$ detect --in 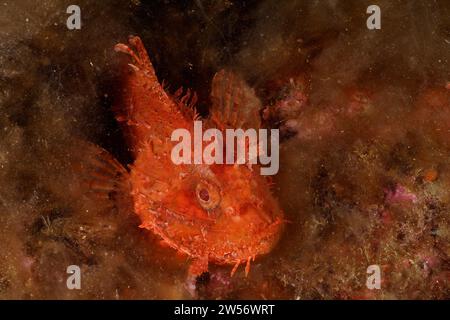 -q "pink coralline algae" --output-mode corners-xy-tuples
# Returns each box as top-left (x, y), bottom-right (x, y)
(385, 184), (418, 204)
